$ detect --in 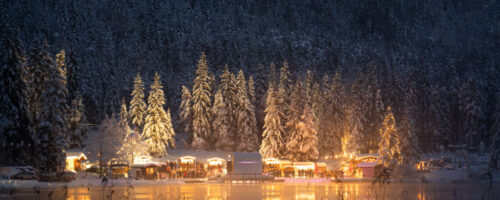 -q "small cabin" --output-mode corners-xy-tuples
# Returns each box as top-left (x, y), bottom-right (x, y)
(110, 160), (129, 179)
(316, 162), (327, 177)
(341, 153), (380, 178)
(357, 162), (377, 178)
(65, 151), (87, 172)
(132, 162), (161, 180)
